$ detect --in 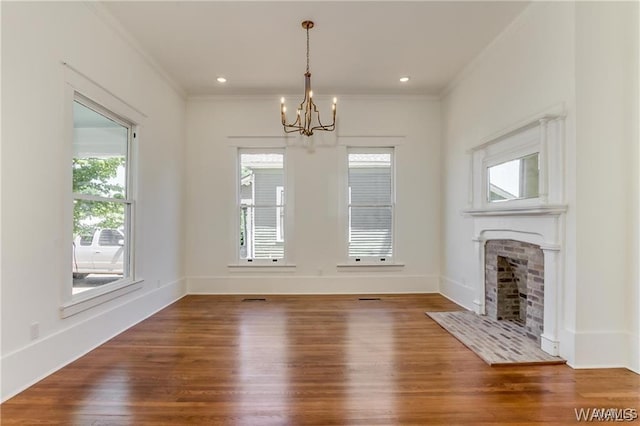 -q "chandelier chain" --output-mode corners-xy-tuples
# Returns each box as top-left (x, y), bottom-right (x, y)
(306, 25), (310, 74)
